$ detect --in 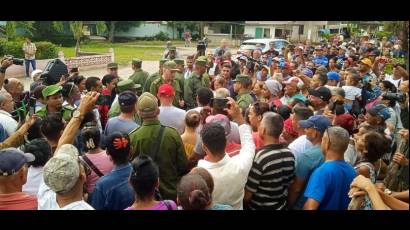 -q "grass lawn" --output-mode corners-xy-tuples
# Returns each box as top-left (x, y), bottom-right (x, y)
(59, 41), (174, 65)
